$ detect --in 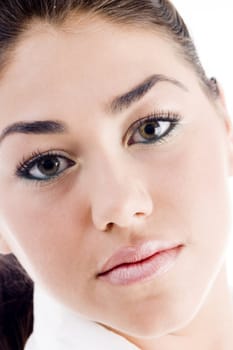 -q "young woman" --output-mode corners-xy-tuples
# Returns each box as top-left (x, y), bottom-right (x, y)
(0, 0), (233, 349)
